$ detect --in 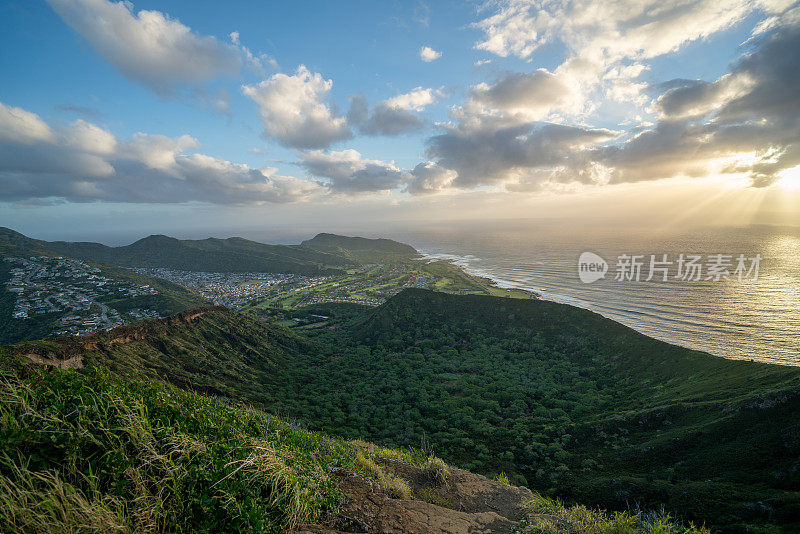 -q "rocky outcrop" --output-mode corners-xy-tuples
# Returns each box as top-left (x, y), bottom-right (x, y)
(296, 462), (534, 534)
